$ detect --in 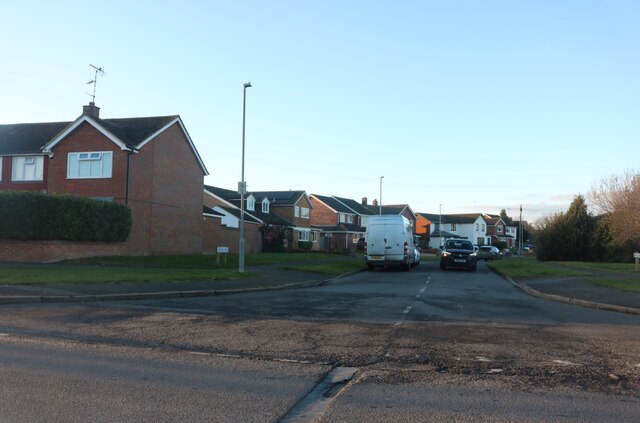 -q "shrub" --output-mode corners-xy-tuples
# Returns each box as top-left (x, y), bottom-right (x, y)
(0, 191), (131, 242)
